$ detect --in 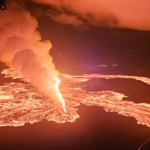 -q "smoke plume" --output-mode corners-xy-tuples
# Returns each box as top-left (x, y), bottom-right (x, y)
(32, 0), (150, 31)
(0, 1), (59, 98)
